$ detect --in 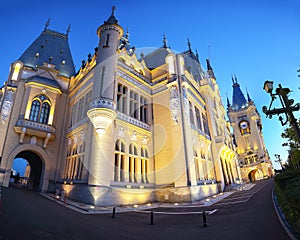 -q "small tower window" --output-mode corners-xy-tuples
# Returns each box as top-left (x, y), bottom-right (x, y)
(104, 34), (110, 48)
